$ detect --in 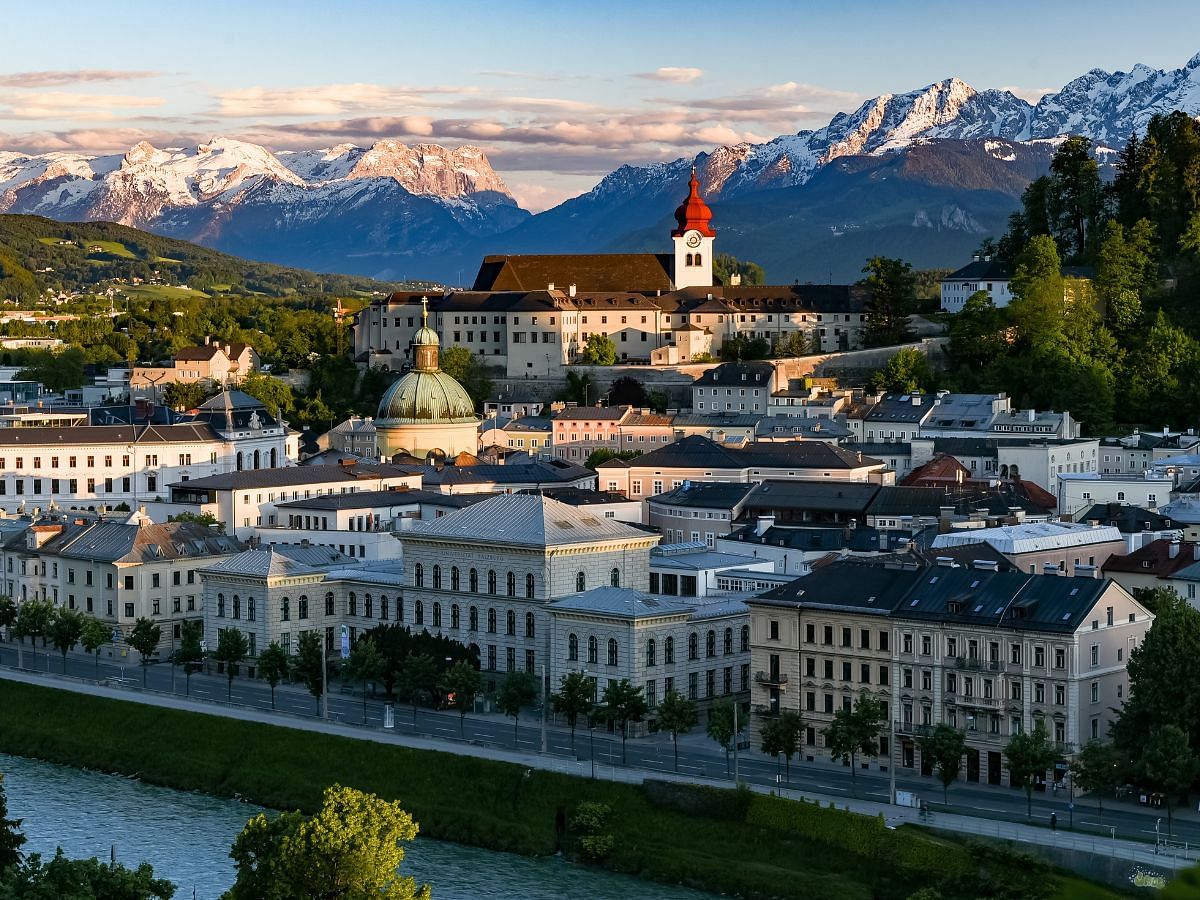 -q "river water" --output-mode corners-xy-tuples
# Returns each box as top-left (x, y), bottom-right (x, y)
(1, 753), (712, 899)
